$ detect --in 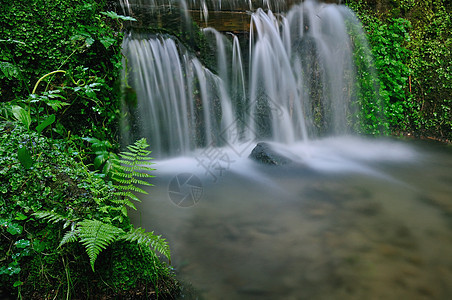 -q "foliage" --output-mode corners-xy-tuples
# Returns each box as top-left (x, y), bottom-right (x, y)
(409, 6), (452, 139)
(101, 11), (137, 22)
(111, 138), (155, 210)
(346, 0), (452, 141)
(0, 0), (123, 143)
(82, 136), (119, 176)
(365, 17), (413, 133)
(0, 0), (178, 298)
(0, 122), (175, 298)
(74, 220), (125, 271)
(346, 16), (387, 135)
(32, 138), (168, 272)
